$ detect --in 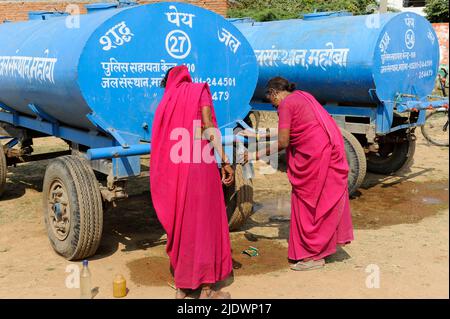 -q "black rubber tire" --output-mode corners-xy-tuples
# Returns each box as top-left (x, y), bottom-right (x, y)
(420, 110), (449, 147)
(367, 135), (416, 174)
(0, 142), (6, 198)
(42, 155), (103, 260)
(341, 129), (367, 196)
(224, 164), (254, 231)
(245, 111), (261, 130)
